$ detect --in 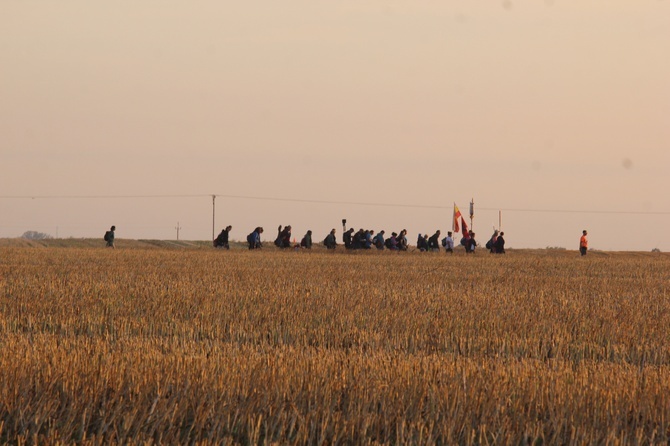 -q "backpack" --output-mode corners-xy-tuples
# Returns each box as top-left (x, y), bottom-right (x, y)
(385, 238), (393, 249)
(485, 240), (492, 250)
(104, 231), (111, 242)
(441, 237), (447, 247)
(246, 233), (254, 244)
